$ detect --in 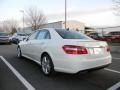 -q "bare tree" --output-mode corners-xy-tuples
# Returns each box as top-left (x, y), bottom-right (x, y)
(112, 0), (120, 15)
(1, 19), (18, 34)
(25, 6), (47, 30)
